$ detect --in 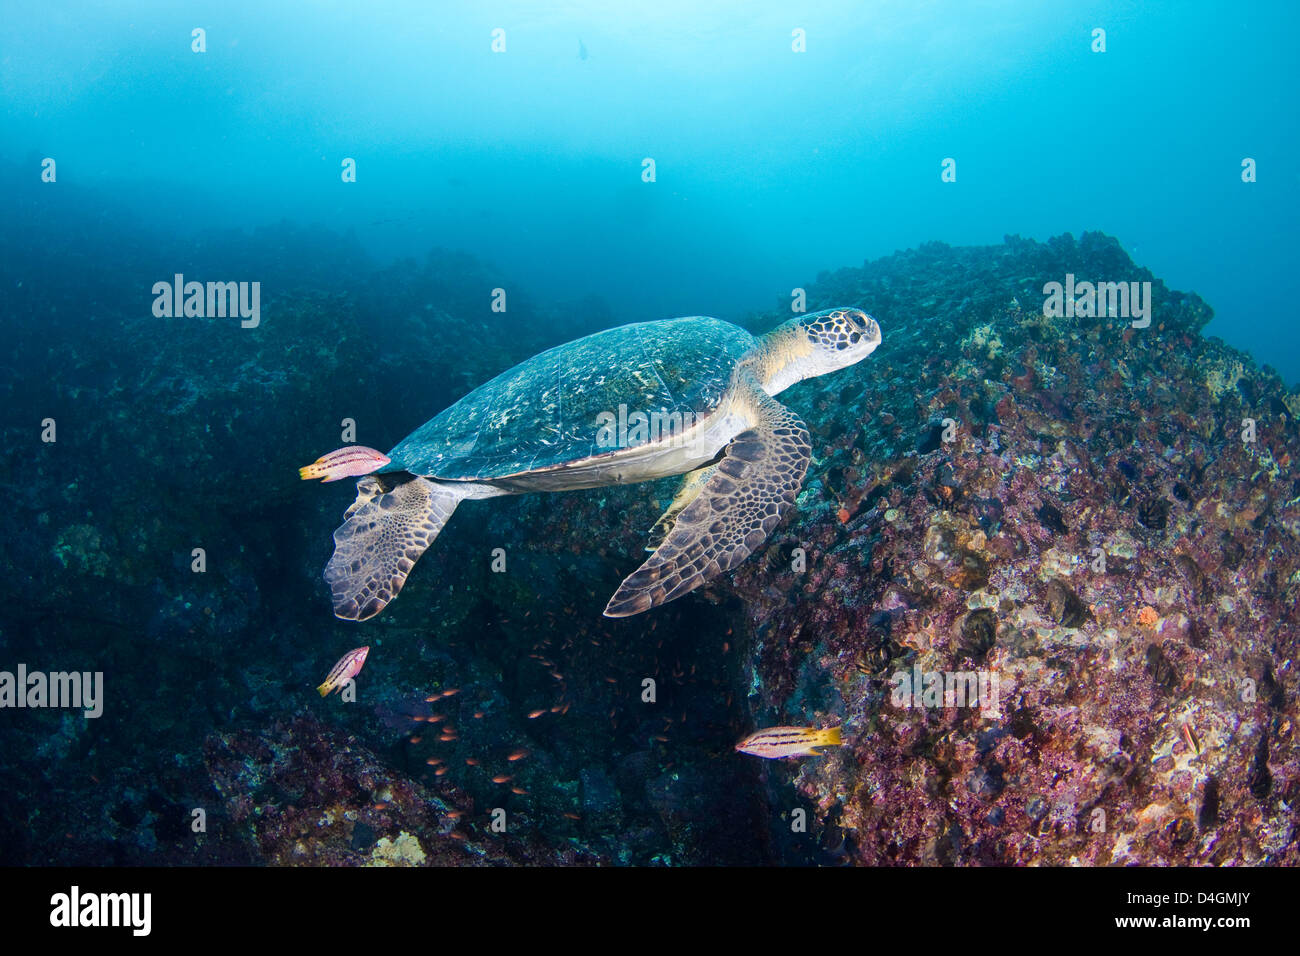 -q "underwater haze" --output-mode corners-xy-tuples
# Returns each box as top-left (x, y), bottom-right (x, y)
(1, 1), (1298, 874)
(4, 1), (1298, 380)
